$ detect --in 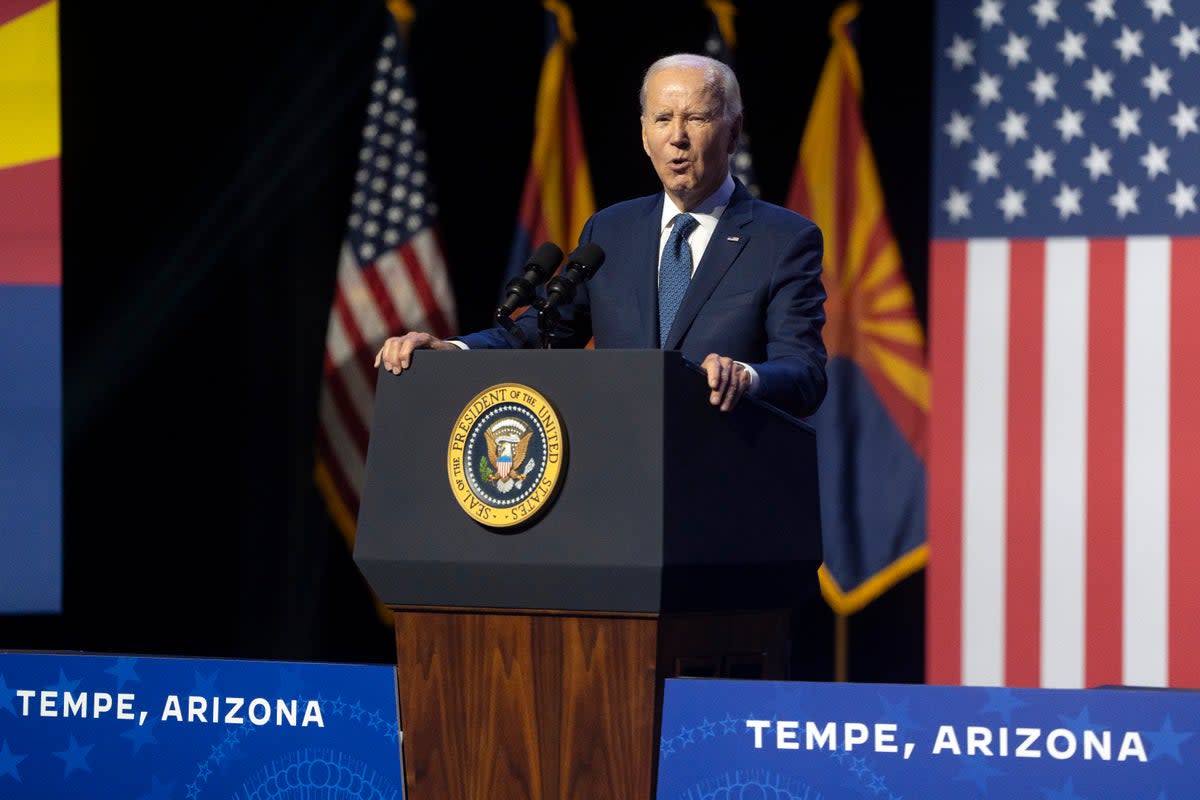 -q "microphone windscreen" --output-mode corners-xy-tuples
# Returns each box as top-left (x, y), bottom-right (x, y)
(568, 242), (605, 273)
(527, 241), (564, 280)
